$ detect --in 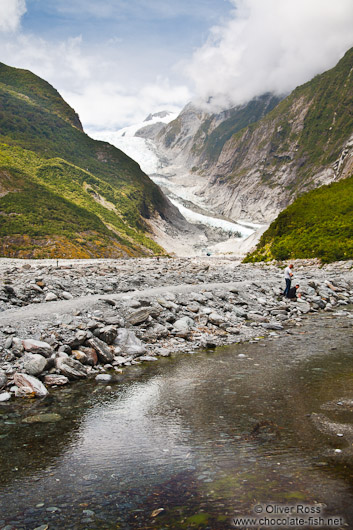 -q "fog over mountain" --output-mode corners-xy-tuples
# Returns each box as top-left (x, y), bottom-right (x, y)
(186, 0), (353, 112)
